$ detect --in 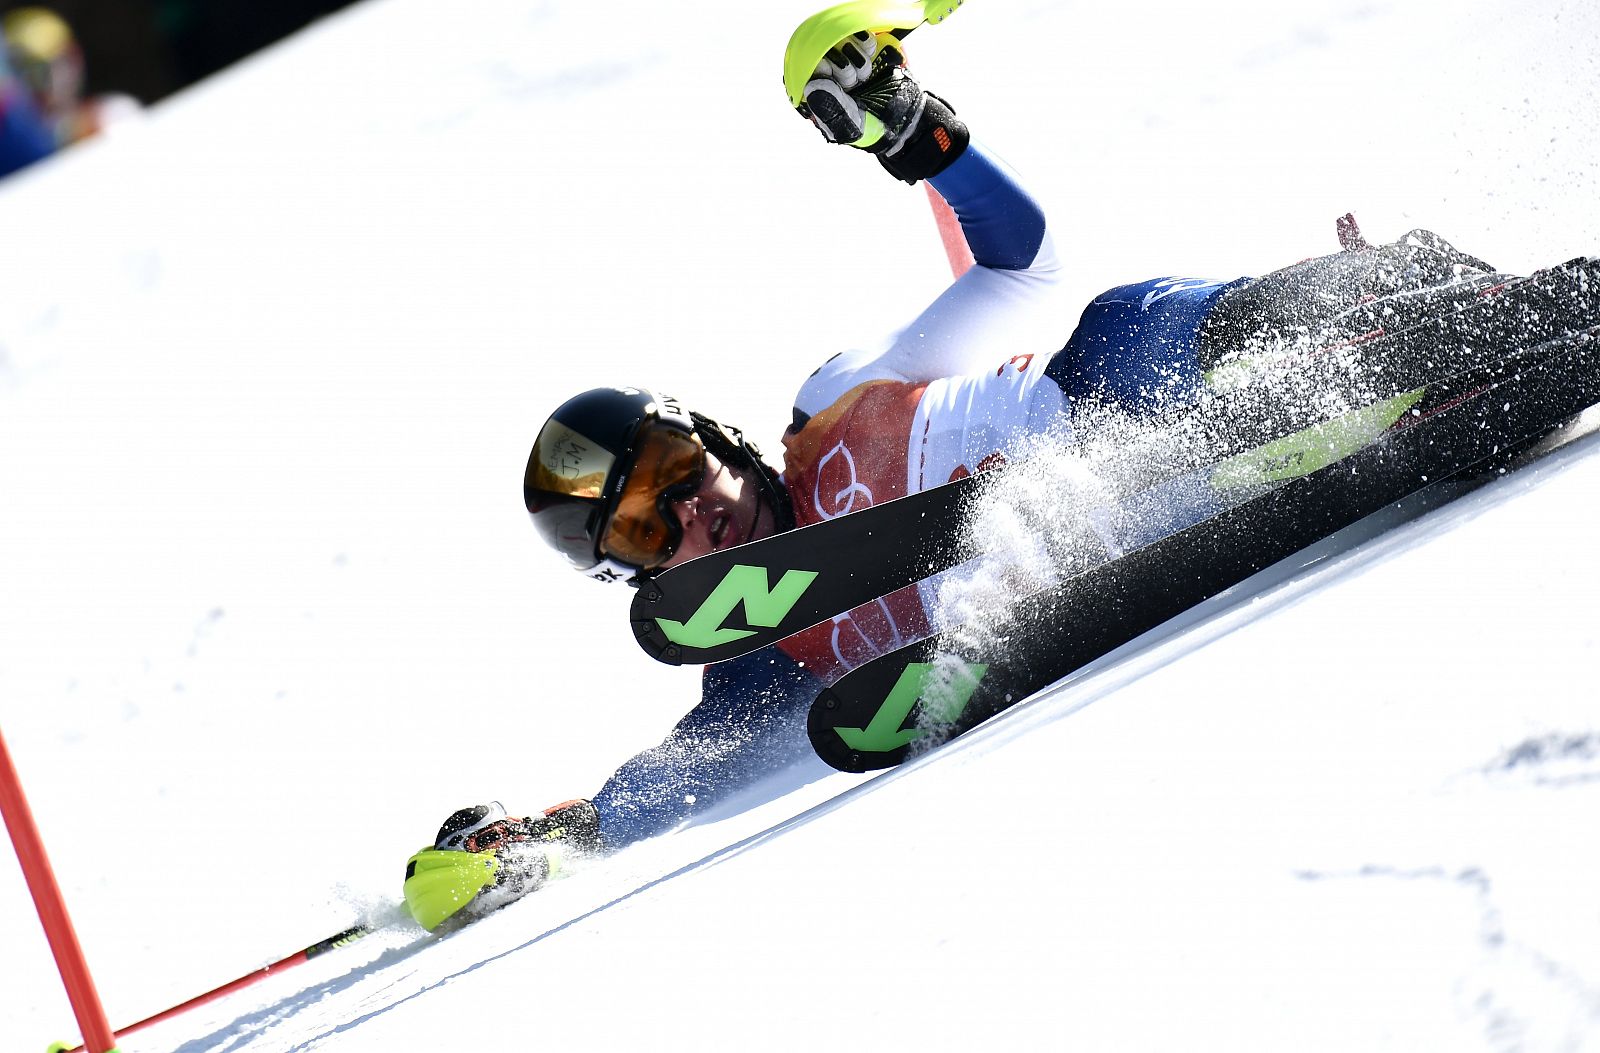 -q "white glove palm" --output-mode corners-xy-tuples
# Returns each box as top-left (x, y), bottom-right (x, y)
(801, 30), (905, 147)
(791, 26), (969, 184)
